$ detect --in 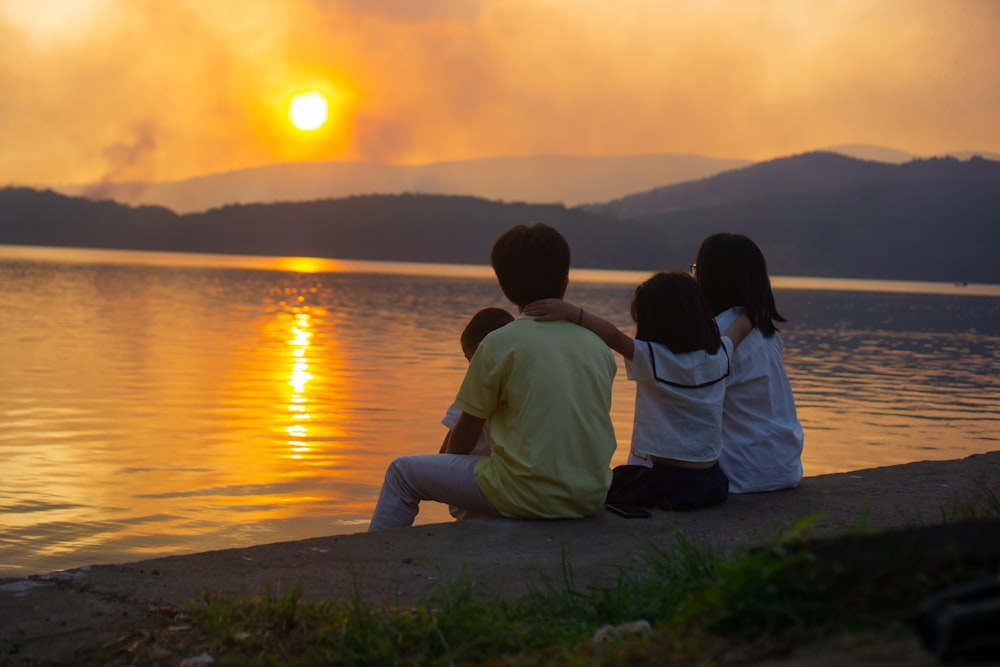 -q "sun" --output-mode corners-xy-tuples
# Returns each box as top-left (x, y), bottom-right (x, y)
(288, 91), (329, 131)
